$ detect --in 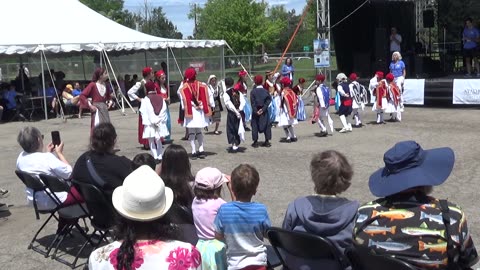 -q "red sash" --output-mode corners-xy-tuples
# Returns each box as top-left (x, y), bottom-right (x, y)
(388, 82), (401, 107)
(283, 88), (298, 119)
(180, 81), (212, 119)
(375, 80), (387, 108)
